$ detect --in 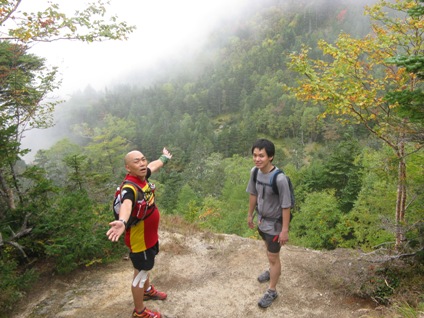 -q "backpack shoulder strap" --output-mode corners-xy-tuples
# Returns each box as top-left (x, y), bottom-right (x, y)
(121, 180), (144, 206)
(271, 168), (283, 195)
(122, 180), (144, 193)
(272, 168), (295, 209)
(252, 167), (259, 183)
(254, 167), (281, 194)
